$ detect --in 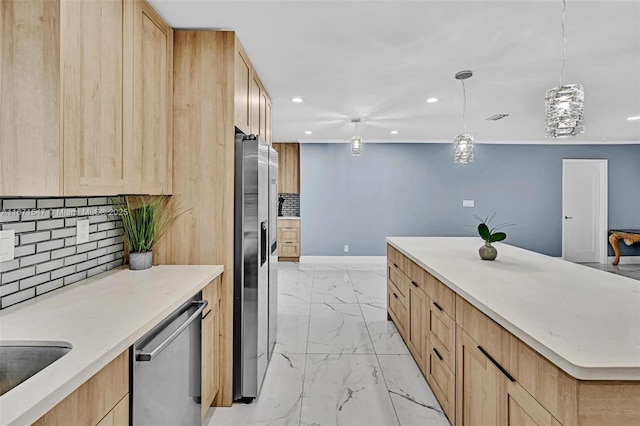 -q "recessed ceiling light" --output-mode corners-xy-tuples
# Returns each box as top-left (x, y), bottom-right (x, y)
(390, 130), (399, 135)
(426, 97), (439, 103)
(304, 130), (312, 135)
(627, 116), (640, 121)
(290, 97), (304, 103)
